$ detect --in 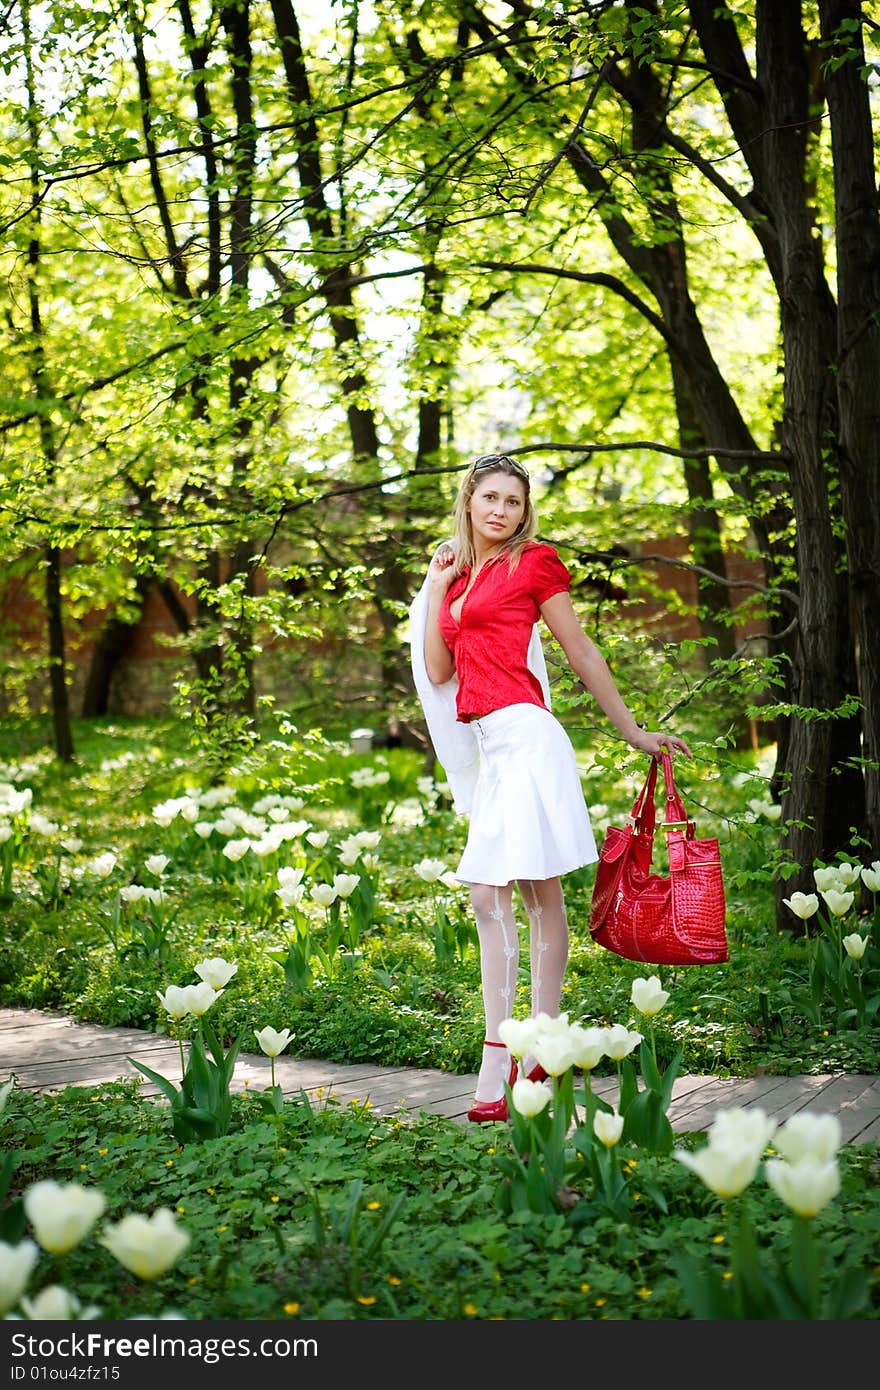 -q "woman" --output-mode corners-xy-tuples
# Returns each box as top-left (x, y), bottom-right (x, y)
(409, 453), (693, 1122)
